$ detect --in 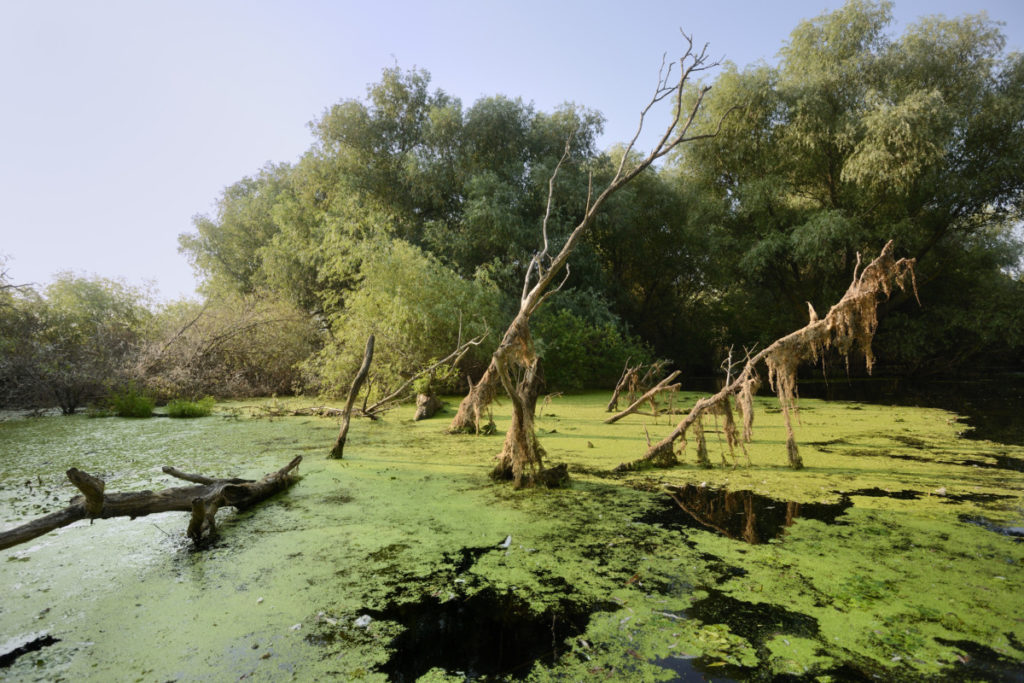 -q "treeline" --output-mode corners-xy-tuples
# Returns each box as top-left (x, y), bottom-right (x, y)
(2, 1), (1023, 413)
